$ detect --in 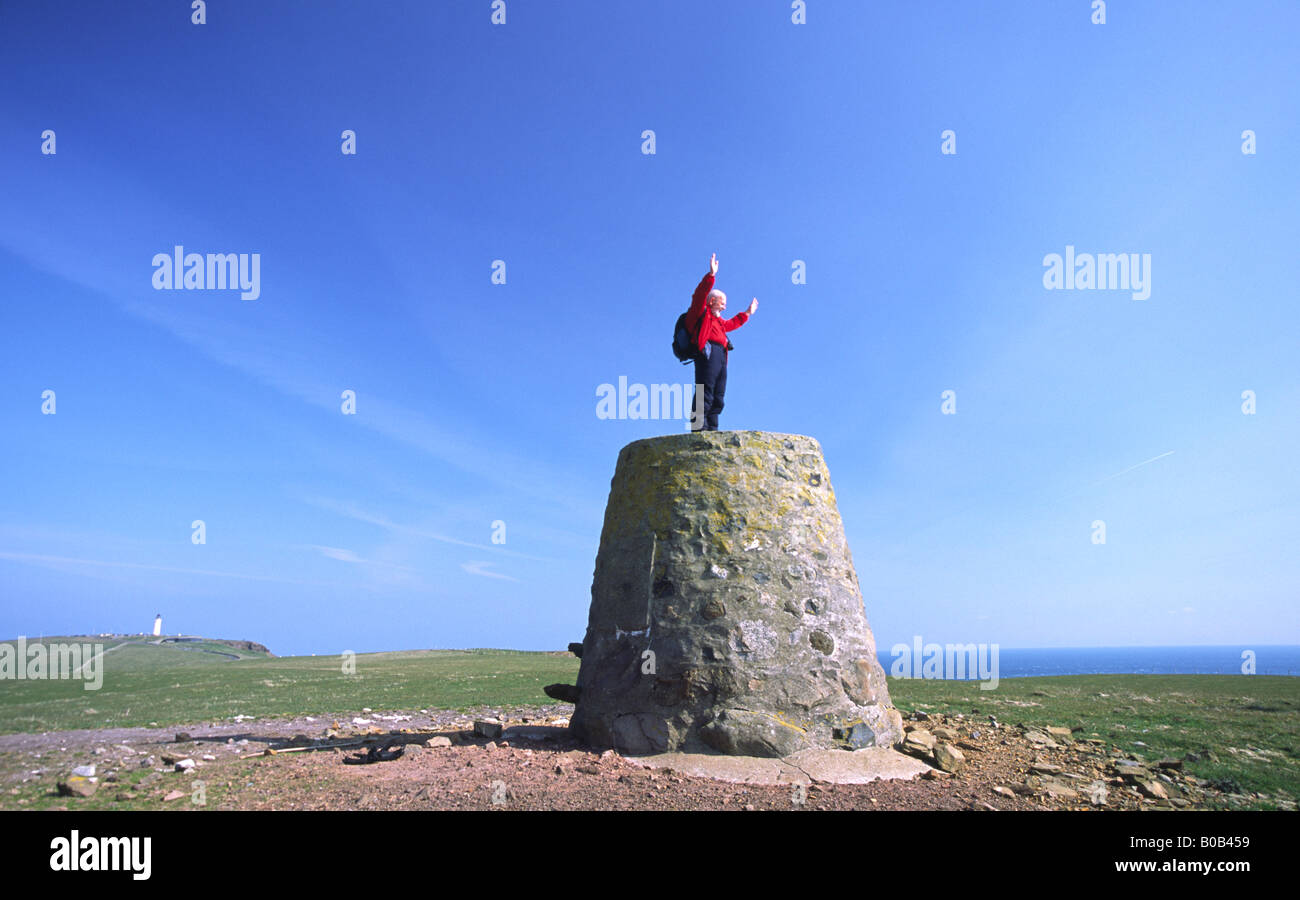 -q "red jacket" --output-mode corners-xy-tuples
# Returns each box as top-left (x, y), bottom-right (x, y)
(685, 272), (749, 354)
